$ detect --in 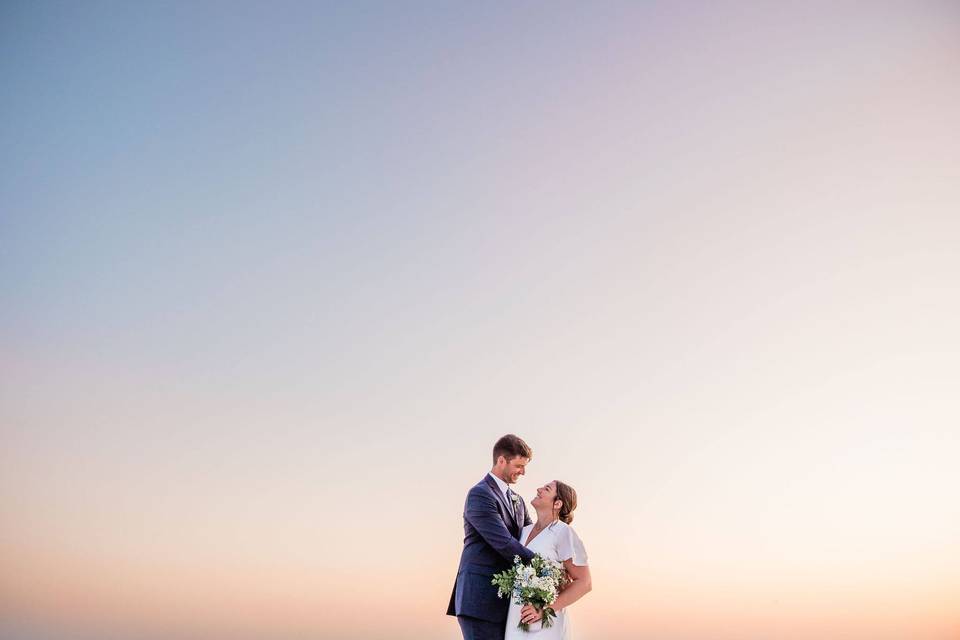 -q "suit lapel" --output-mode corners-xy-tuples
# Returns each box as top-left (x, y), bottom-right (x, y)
(483, 474), (518, 531)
